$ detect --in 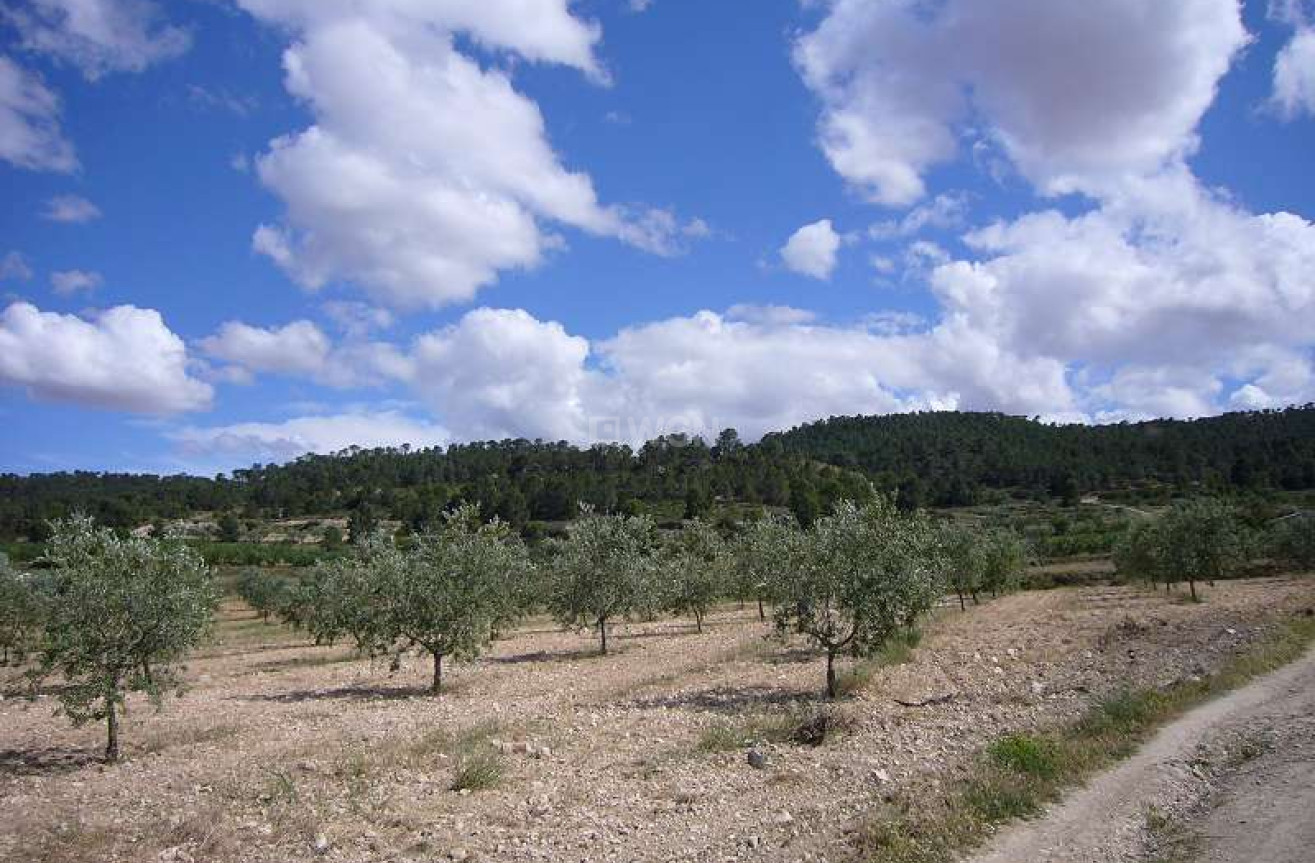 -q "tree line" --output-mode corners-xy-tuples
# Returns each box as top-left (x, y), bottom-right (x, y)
(3, 407), (1313, 542)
